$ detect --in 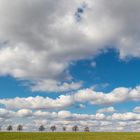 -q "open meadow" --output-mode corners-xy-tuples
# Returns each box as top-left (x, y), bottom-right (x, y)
(1, 132), (140, 140)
